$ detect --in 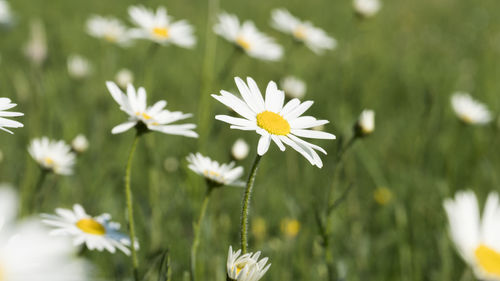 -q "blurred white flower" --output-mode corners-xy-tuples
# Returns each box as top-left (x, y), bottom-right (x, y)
(0, 0), (12, 25)
(24, 19), (47, 66)
(355, 109), (375, 137)
(187, 153), (244, 187)
(67, 55), (92, 79)
(106, 81), (198, 137)
(71, 134), (88, 153)
(0, 97), (23, 134)
(214, 12), (283, 61)
(232, 138), (250, 160)
(227, 246), (271, 281)
(0, 188), (92, 281)
(444, 191), (500, 280)
(115, 68), (134, 88)
(42, 204), (136, 256)
(281, 76), (306, 99)
(86, 15), (132, 47)
(128, 5), (196, 48)
(271, 8), (336, 54)
(451, 92), (492, 125)
(353, 0), (381, 18)
(212, 77), (335, 168)
(28, 137), (76, 175)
